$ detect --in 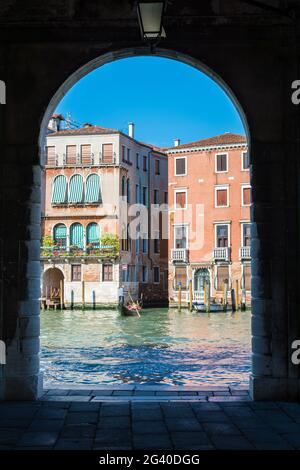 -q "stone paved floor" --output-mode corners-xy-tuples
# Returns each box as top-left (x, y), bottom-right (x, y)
(1, 387), (300, 450)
